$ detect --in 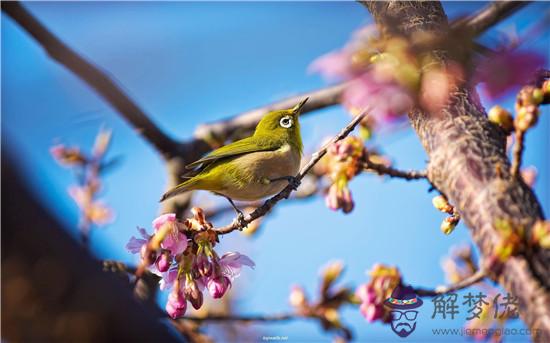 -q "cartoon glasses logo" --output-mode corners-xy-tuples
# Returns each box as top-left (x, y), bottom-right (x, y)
(384, 285), (423, 338)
